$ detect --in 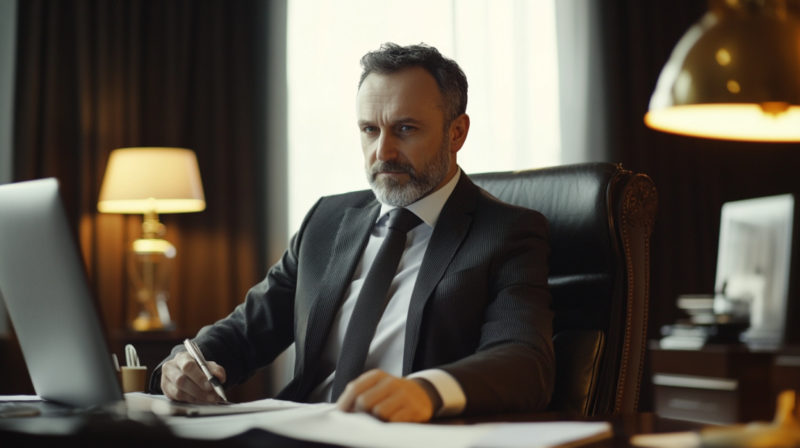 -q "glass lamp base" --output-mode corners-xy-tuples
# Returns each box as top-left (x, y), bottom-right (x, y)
(128, 238), (176, 332)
